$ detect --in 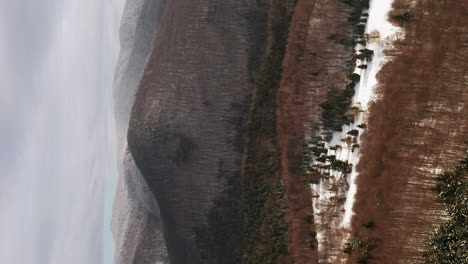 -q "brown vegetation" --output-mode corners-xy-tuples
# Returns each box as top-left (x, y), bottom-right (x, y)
(277, 0), (357, 262)
(276, 0), (318, 262)
(241, 1), (295, 263)
(348, 0), (468, 263)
